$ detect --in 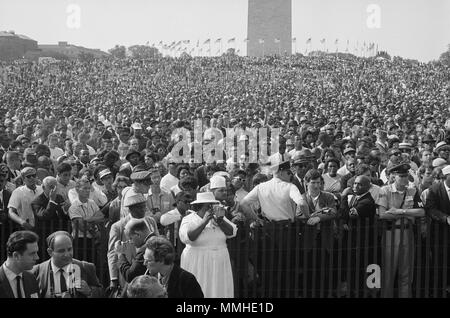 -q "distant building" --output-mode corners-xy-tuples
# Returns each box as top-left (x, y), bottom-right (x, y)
(38, 42), (109, 60)
(247, 0), (292, 57)
(0, 31), (38, 61)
